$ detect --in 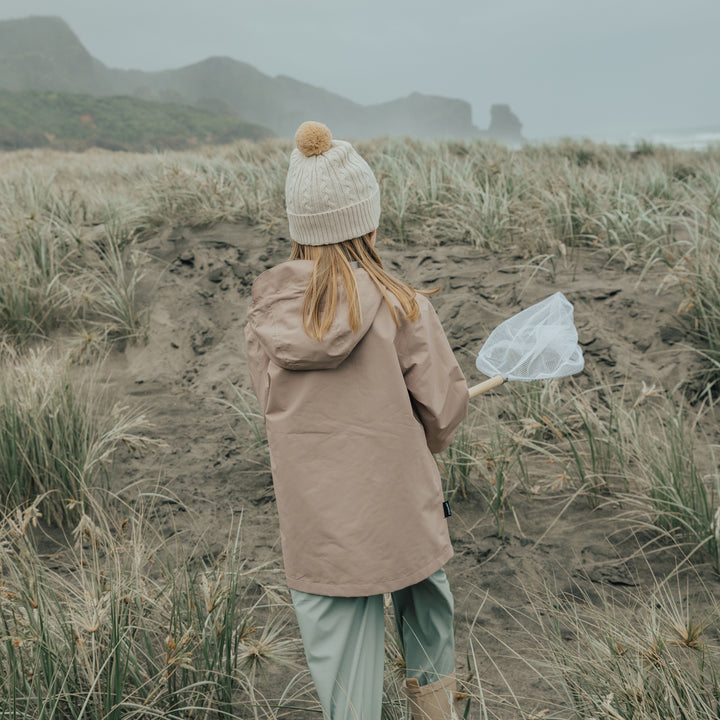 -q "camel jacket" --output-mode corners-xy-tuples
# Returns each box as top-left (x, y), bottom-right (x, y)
(245, 260), (469, 596)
